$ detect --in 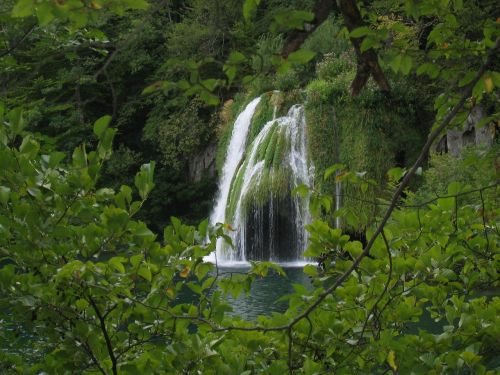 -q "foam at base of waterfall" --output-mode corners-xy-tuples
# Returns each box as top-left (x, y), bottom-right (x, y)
(202, 254), (314, 268)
